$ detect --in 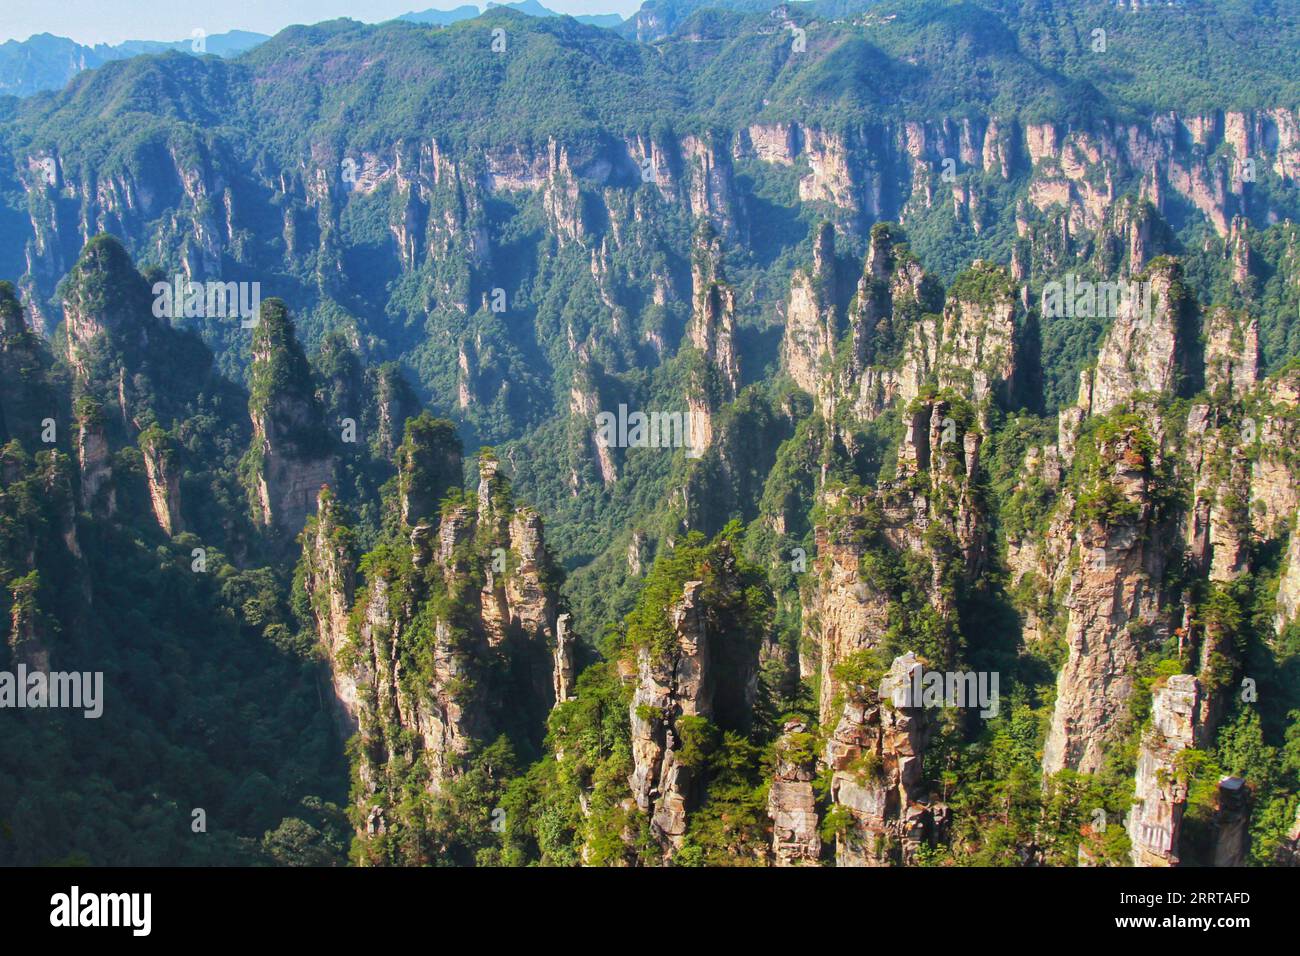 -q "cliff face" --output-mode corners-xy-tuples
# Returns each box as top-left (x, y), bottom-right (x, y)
(1127, 675), (1201, 867)
(623, 535), (767, 860)
(1041, 415), (1174, 776)
(58, 237), (153, 391)
(804, 394), (986, 729)
(301, 489), (359, 738)
(299, 417), (563, 860)
(837, 226), (940, 424)
(824, 653), (934, 866)
(628, 580), (712, 852)
(1071, 259), (1193, 423)
(768, 720), (820, 866)
(782, 222), (839, 403)
(244, 300), (336, 535)
(783, 227), (1018, 436)
(38, 235), (252, 553)
(1276, 518), (1300, 636)
(6, 575), (50, 674)
(13, 71), (1299, 333)
(568, 363), (617, 487)
(687, 225), (741, 400)
(0, 283), (57, 448)
(803, 487), (895, 726)
(8, 14), (1300, 870)
(75, 403), (115, 518)
(139, 429), (183, 536)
